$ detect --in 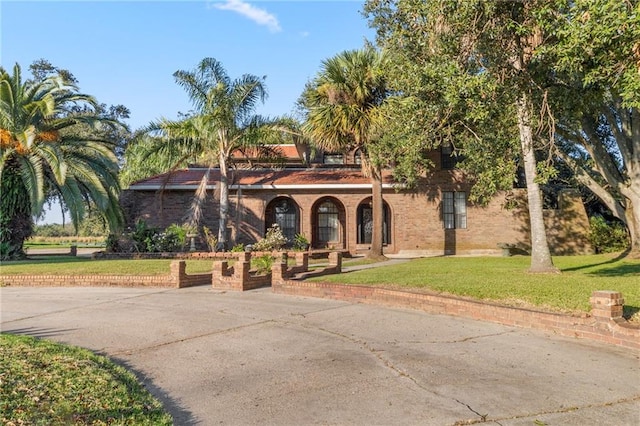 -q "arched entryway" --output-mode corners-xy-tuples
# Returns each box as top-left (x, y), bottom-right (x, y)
(311, 197), (346, 249)
(265, 197), (300, 243)
(357, 198), (391, 244)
